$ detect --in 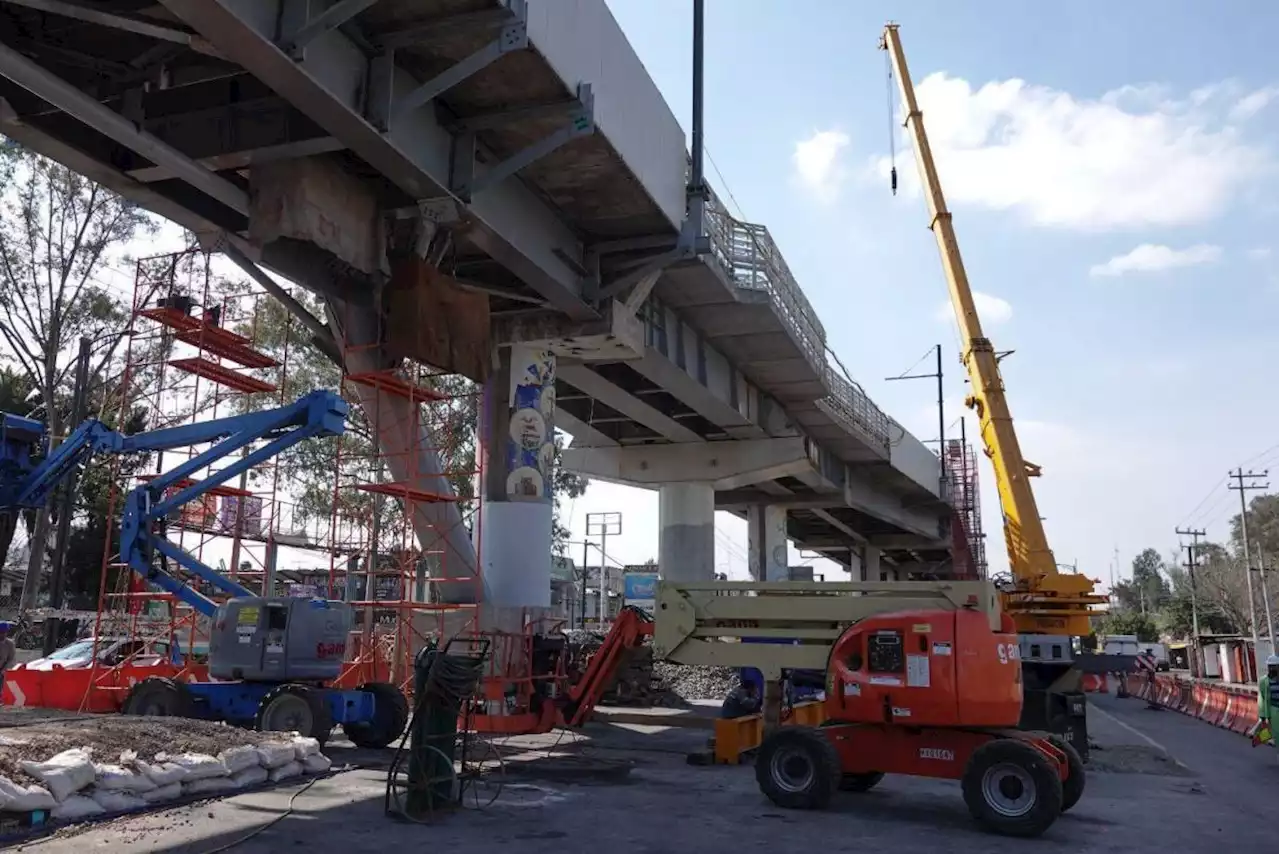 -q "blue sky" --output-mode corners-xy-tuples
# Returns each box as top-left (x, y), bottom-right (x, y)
(566, 0), (1280, 585)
